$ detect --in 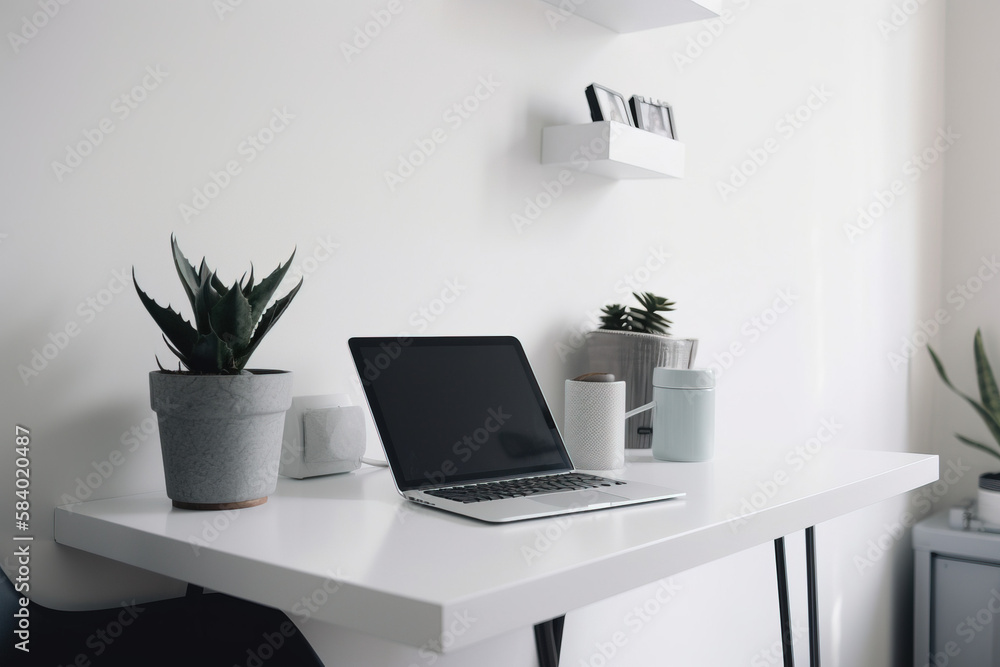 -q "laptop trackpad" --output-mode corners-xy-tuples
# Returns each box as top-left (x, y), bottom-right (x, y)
(532, 490), (627, 509)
